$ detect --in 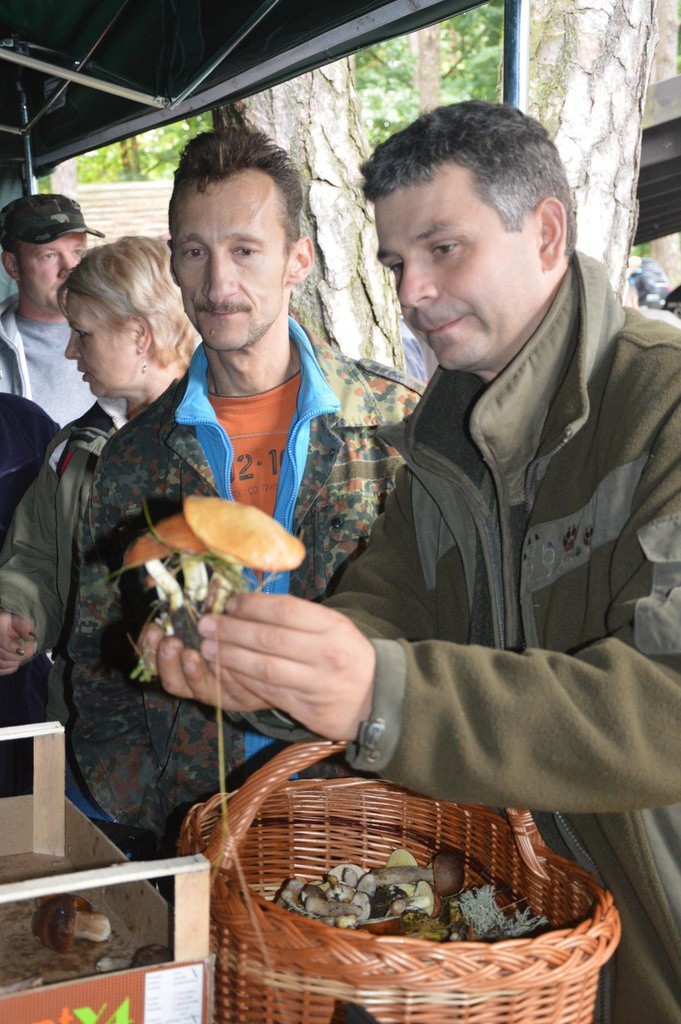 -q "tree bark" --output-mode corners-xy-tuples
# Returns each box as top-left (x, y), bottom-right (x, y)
(529, 0), (659, 295)
(649, 0), (681, 288)
(216, 60), (403, 367)
(50, 157), (78, 199)
(412, 25), (441, 112)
